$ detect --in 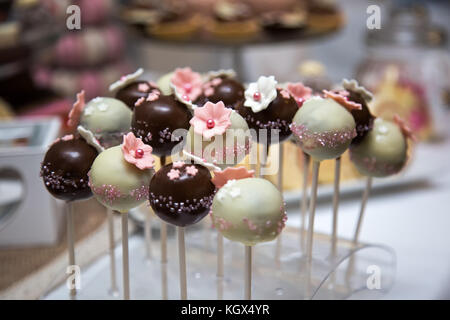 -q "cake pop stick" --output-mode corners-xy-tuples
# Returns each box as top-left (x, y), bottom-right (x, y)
(121, 212), (130, 300)
(178, 227), (187, 299)
(107, 208), (118, 296)
(144, 208), (153, 260)
(245, 245), (252, 300)
(216, 232), (224, 299)
(331, 157), (341, 257)
(352, 177), (372, 245)
(66, 202), (76, 299)
(159, 156), (168, 299)
(300, 152), (310, 252)
(275, 143), (283, 267)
